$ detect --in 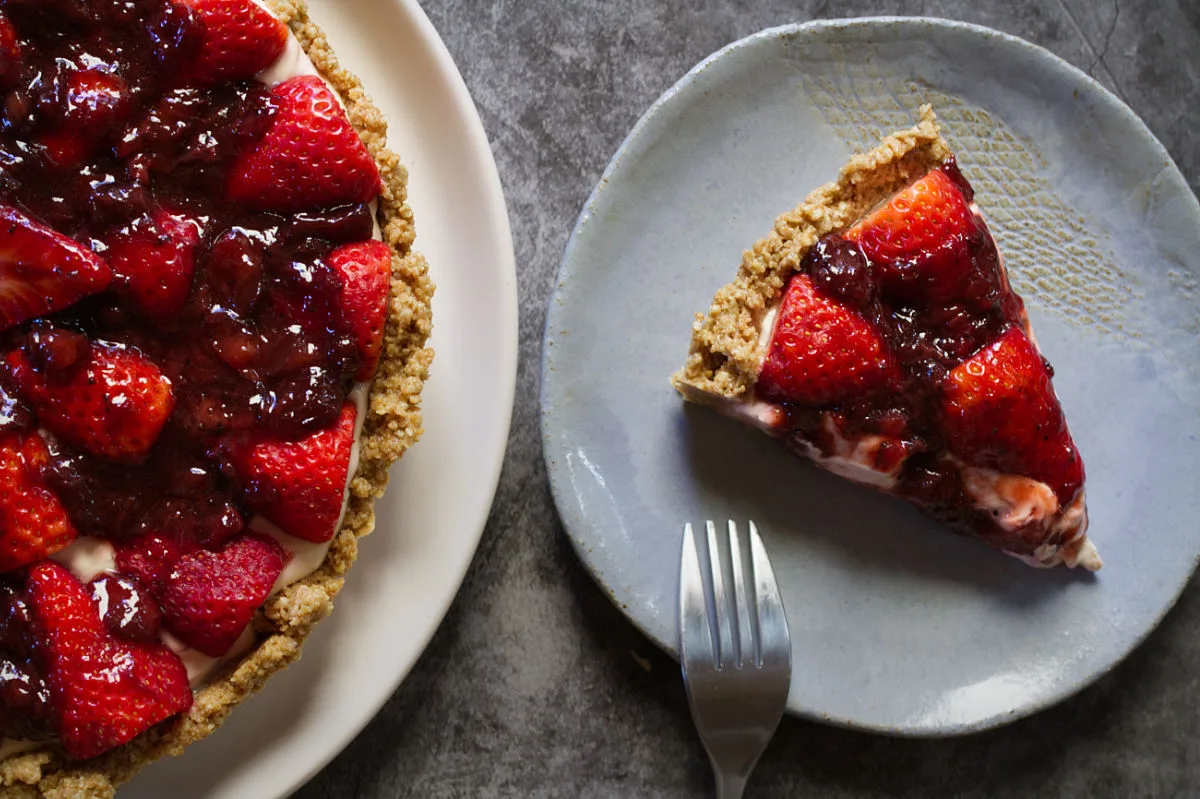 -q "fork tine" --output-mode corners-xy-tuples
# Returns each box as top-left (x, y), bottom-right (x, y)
(705, 520), (734, 670)
(747, 521), (790, 667)
(679, 523), (715, 667)
(727, 521), (755, 670)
